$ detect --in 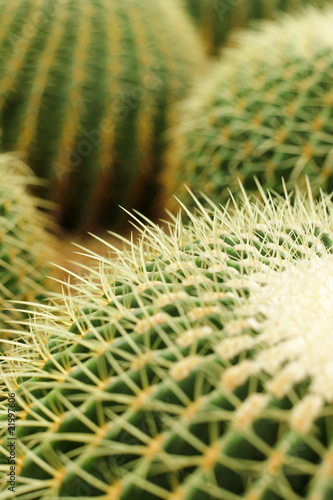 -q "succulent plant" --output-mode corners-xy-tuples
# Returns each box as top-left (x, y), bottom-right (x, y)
(1, 185), (333, 499)
(0, 154), (54, 344)
(184, 0), (329, 55)
(164, 6), (333, 213)
(0, 0), (204, 230)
